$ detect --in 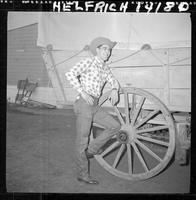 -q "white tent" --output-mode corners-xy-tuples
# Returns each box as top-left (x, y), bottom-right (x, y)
(36, 12), (191, 50)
